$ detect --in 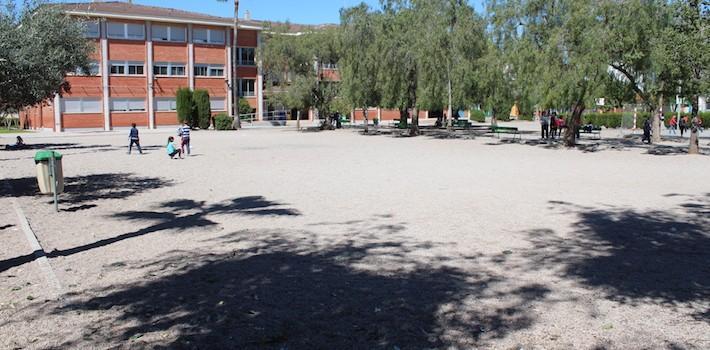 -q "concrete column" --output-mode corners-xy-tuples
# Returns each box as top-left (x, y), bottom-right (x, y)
(146, 21), (155, 129)
(226, 28), (234, 117)
(100, 19), (111, 131)
(188, 24), (195, 90)
(256, 31), (264, 121)
(53, 94), (62, 132)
